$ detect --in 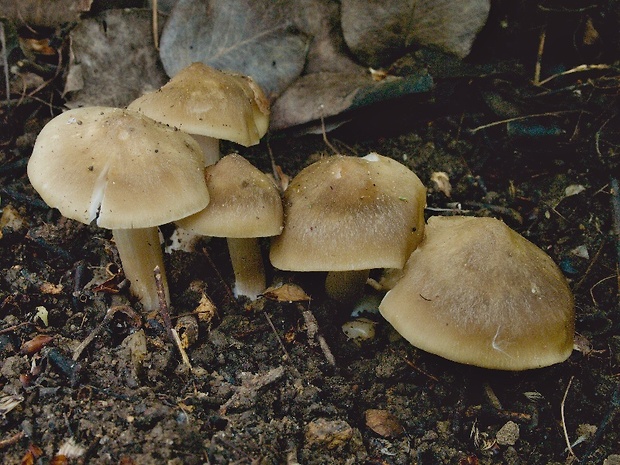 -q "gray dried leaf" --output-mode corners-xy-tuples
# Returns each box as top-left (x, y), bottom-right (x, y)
(270, 70), (433, 131)
(0, 0), (92, 27)
(64, 9), (168, 108)
(341, 0), (491, 68)
(291, 0), (362, 75)
(159, 0), (310, 99)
